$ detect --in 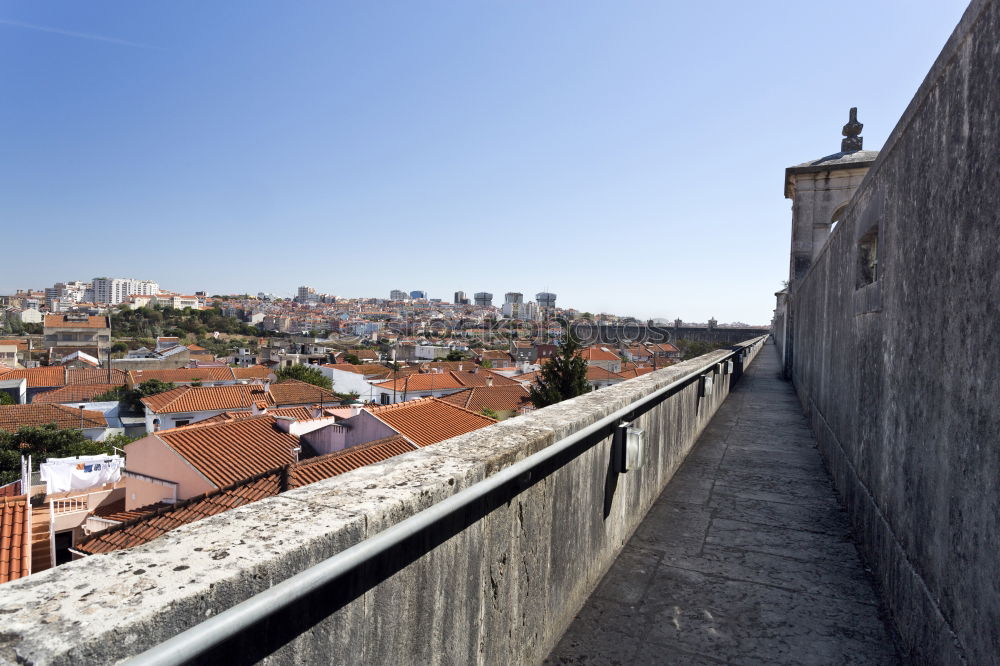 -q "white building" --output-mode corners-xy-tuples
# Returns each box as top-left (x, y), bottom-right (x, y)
(92, 278), (159, 305)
